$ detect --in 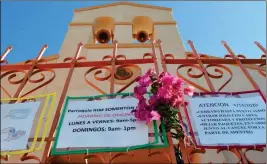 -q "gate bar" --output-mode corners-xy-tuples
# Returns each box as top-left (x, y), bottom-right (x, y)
(254, 41), (266, 54)
(187, 40), (216, 92)
(10, 44), (48, 101)
(1, 45), (12, 61)
(41, 43), (83, 163)
(222, 41), (265, 99)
